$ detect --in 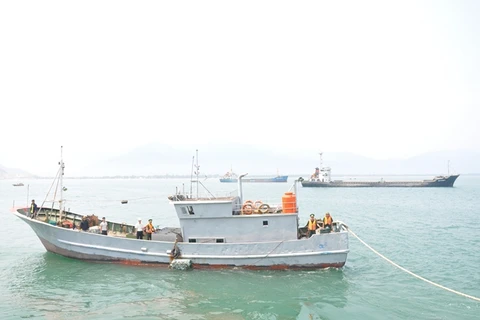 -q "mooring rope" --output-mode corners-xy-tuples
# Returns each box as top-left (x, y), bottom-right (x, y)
(348, 228), (480, 302)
